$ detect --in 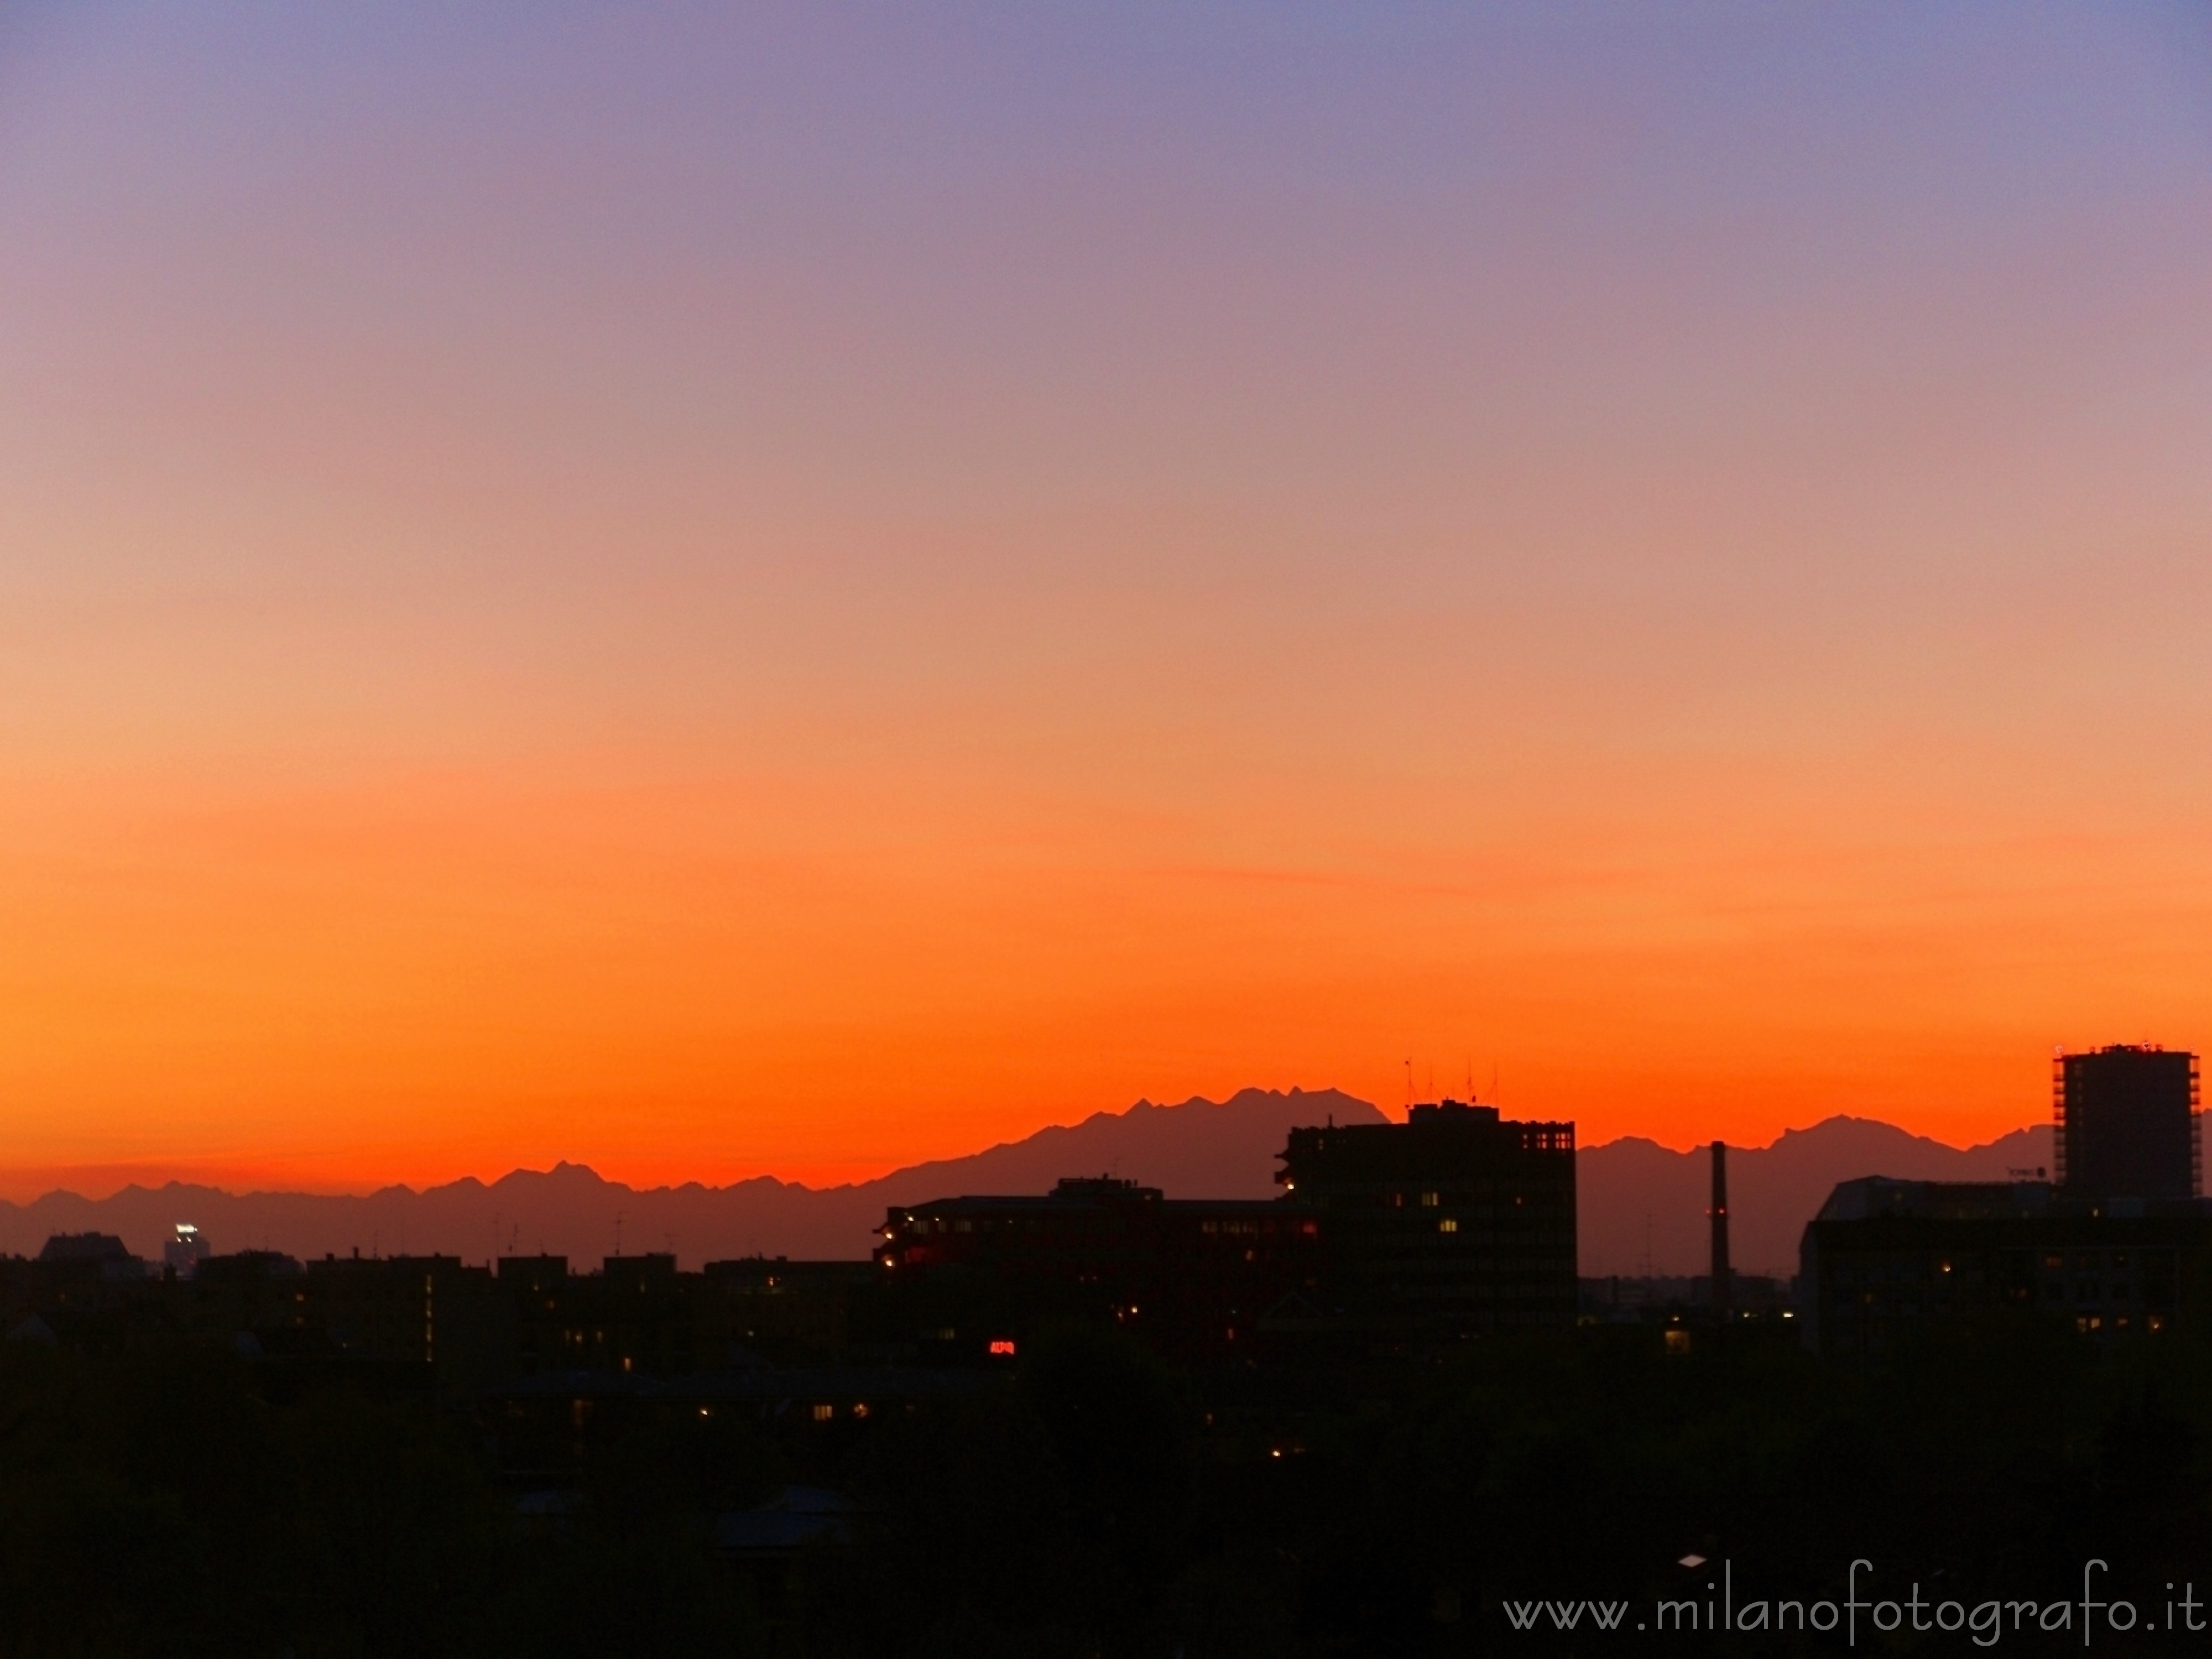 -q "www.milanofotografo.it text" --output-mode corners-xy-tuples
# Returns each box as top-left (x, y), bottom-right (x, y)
(1504, 1561), (2209, 1644)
